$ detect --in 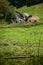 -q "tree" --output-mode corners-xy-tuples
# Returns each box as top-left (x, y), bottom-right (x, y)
(8, 0), (26, 8)
(8, 0), (43, 8)
(0, 0), (10, 18)
(26, 0), (43, 6)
